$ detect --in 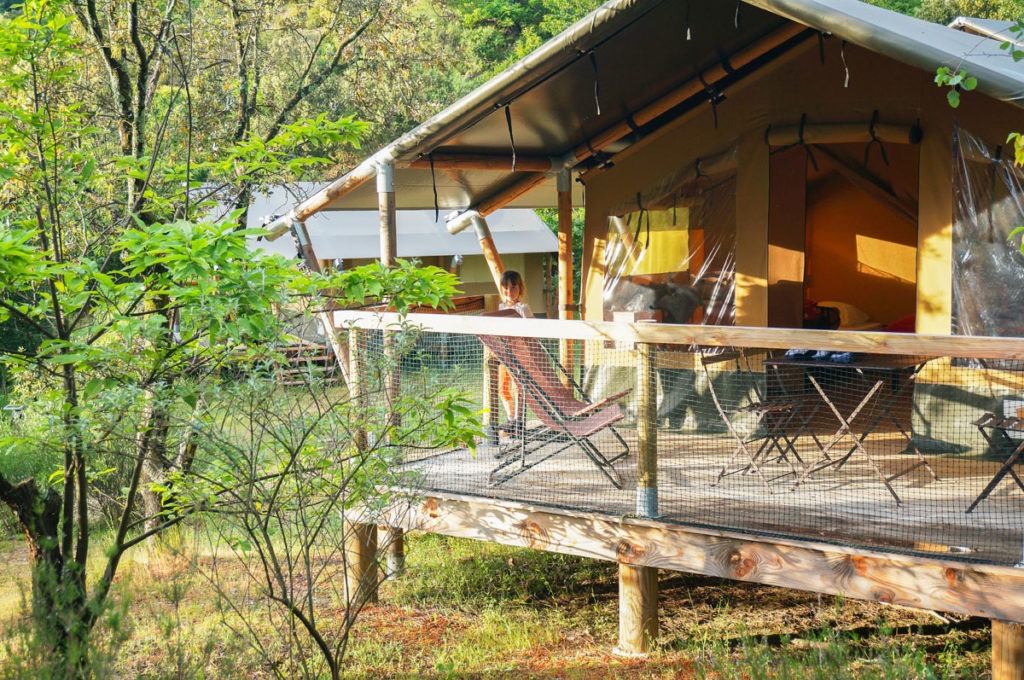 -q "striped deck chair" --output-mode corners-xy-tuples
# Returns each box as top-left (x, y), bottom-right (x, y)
(478, 329), (630, 488)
